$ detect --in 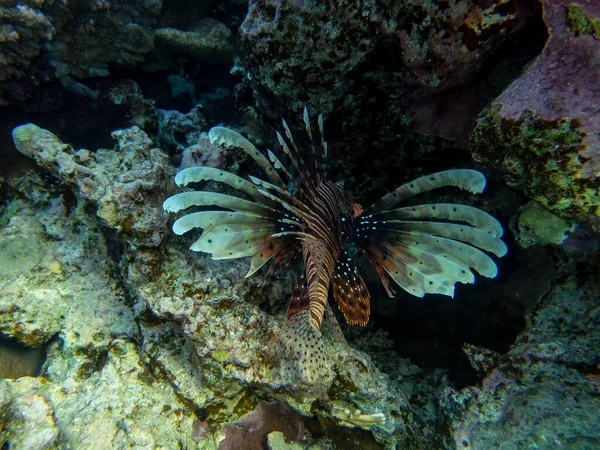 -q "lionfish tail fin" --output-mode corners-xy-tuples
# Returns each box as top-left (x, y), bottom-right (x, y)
(274, 310), (333, 399)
